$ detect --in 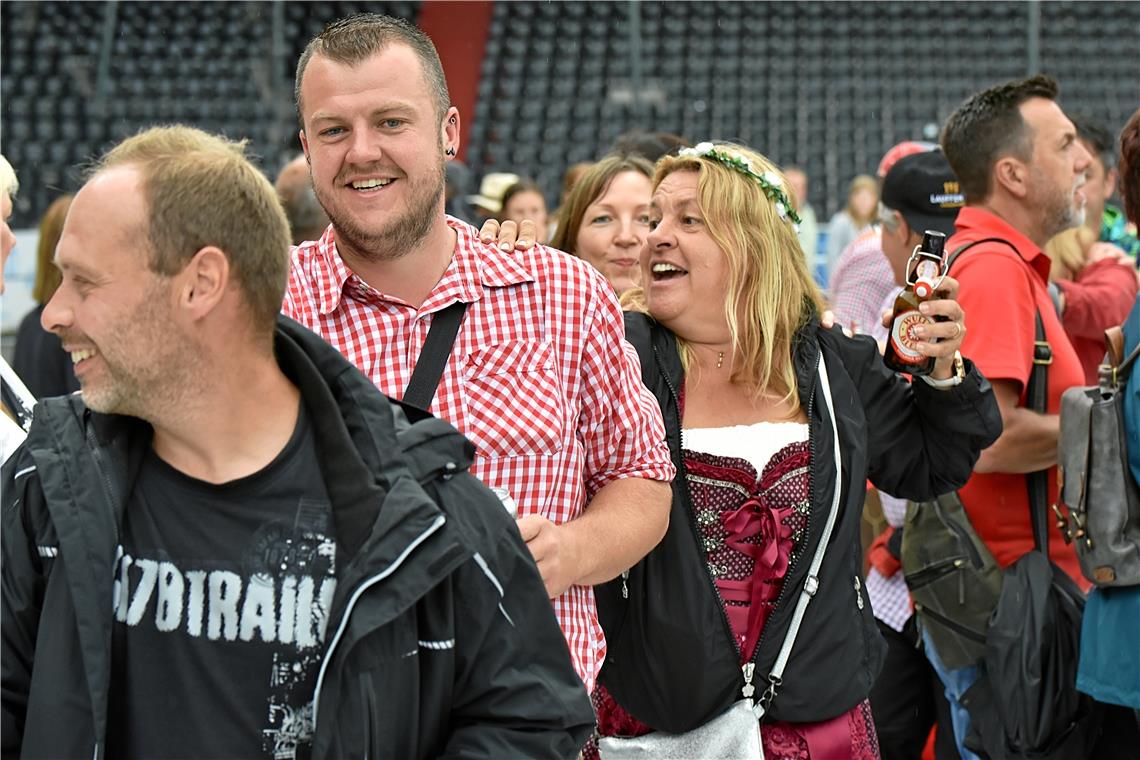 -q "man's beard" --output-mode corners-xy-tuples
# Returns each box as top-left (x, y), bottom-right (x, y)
(317, 159), (446, 263)
(1034, 168), (1086, 241)
(64, 284), (198, 421)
